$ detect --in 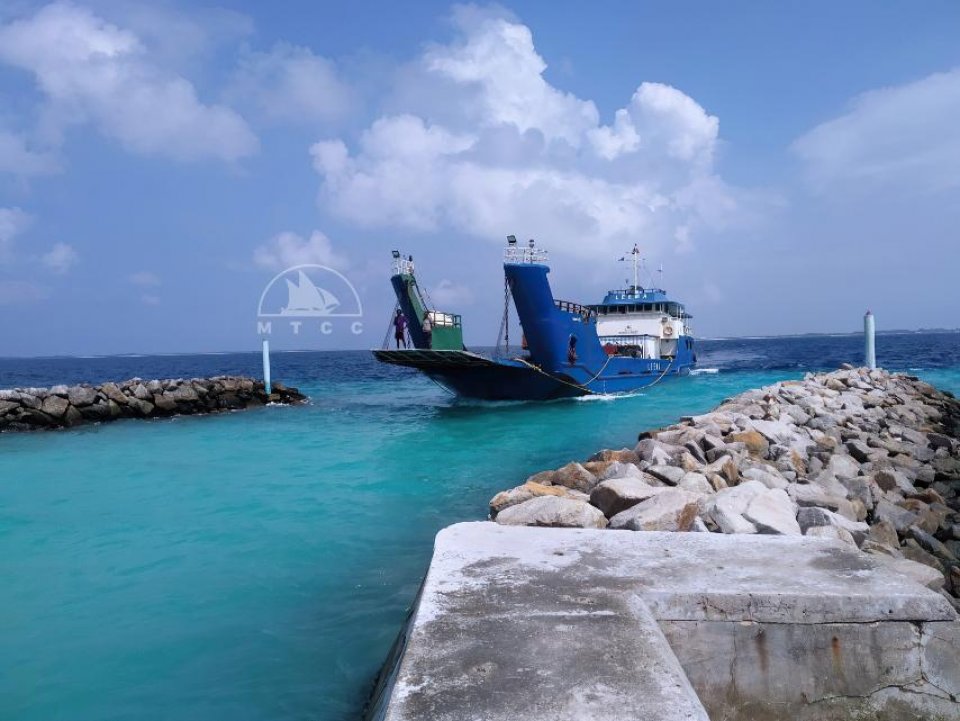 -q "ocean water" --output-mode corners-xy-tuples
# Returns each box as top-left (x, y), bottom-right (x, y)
(1, 333), (959, 721)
